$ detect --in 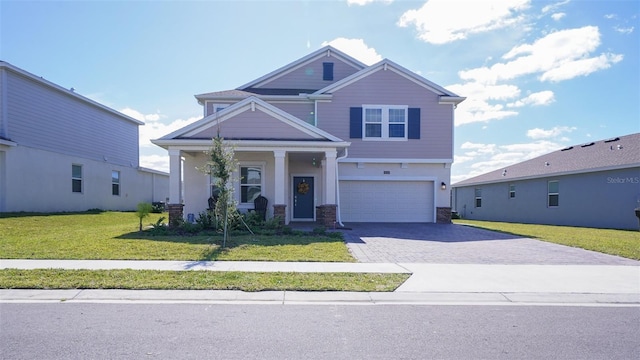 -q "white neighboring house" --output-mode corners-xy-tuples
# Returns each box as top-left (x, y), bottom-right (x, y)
(0, 61), (168, 212)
